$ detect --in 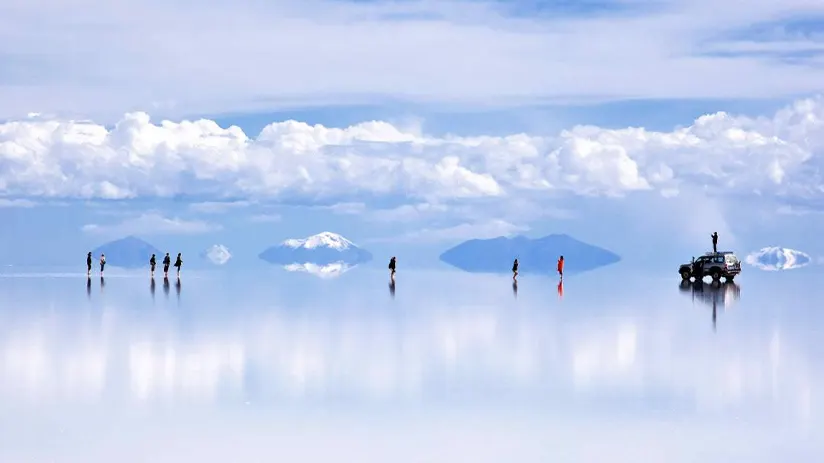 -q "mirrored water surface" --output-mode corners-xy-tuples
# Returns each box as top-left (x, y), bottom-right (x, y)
(0, 267), (822, 462)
